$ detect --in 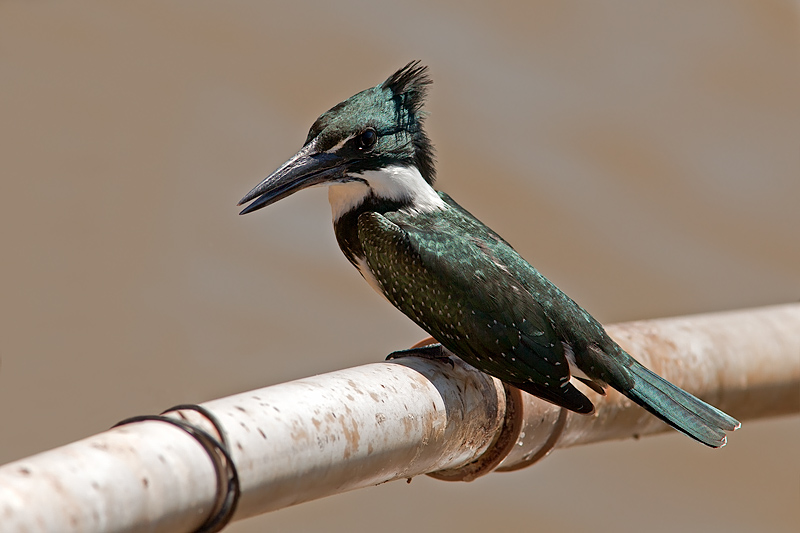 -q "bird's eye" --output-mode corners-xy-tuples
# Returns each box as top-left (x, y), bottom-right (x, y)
(358, 128), (377, 150)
